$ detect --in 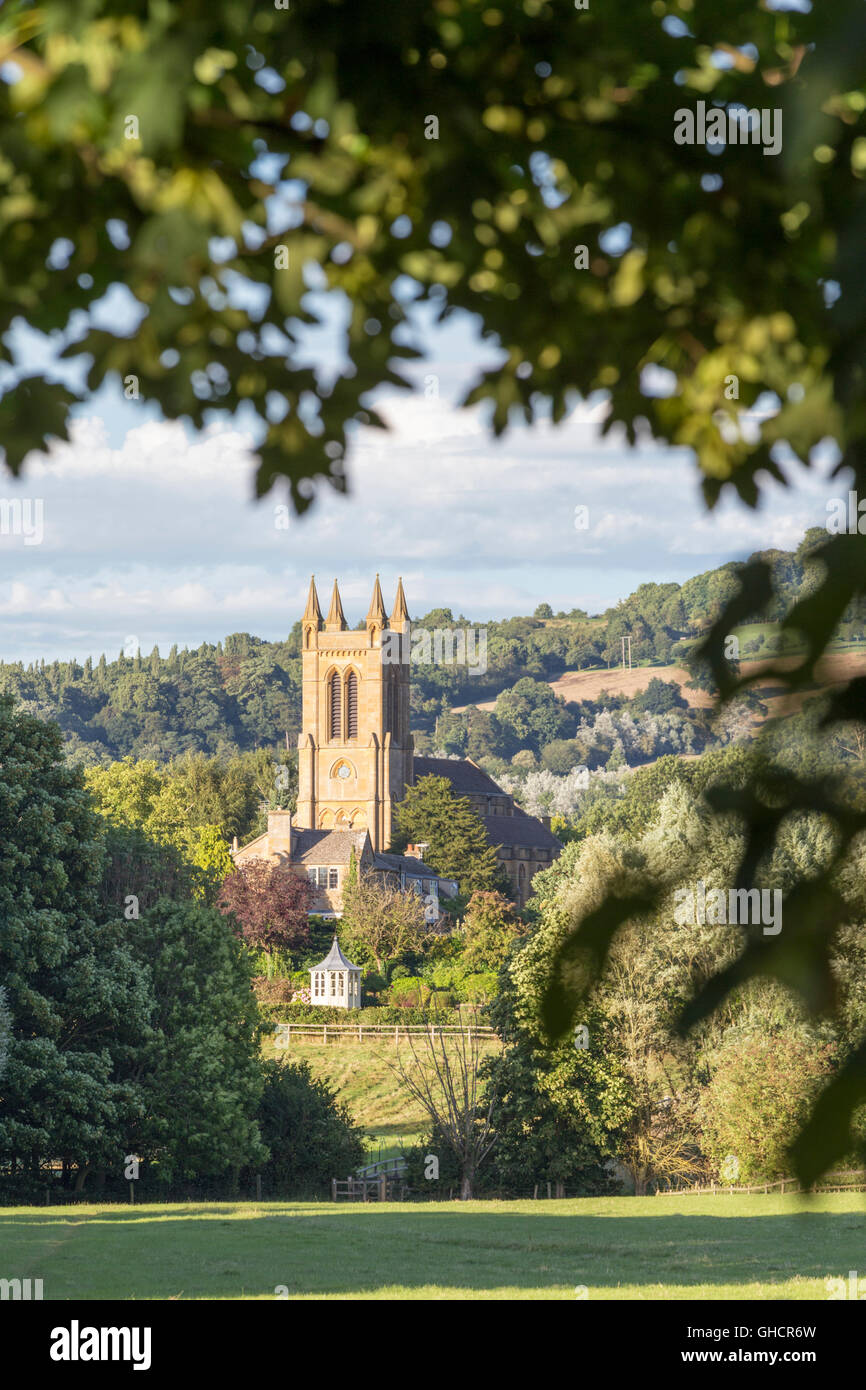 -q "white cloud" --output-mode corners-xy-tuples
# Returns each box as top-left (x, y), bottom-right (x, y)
(0, 391), (846, 663)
